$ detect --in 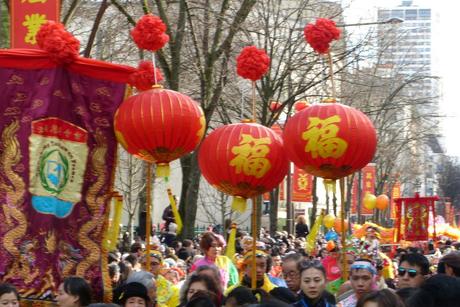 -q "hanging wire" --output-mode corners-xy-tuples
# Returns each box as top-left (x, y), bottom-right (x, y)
(251, 81), (256, 122)
(326, 52), (337, 100)
(142, 0), (151, 14)
(152, 53), (158, 85)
